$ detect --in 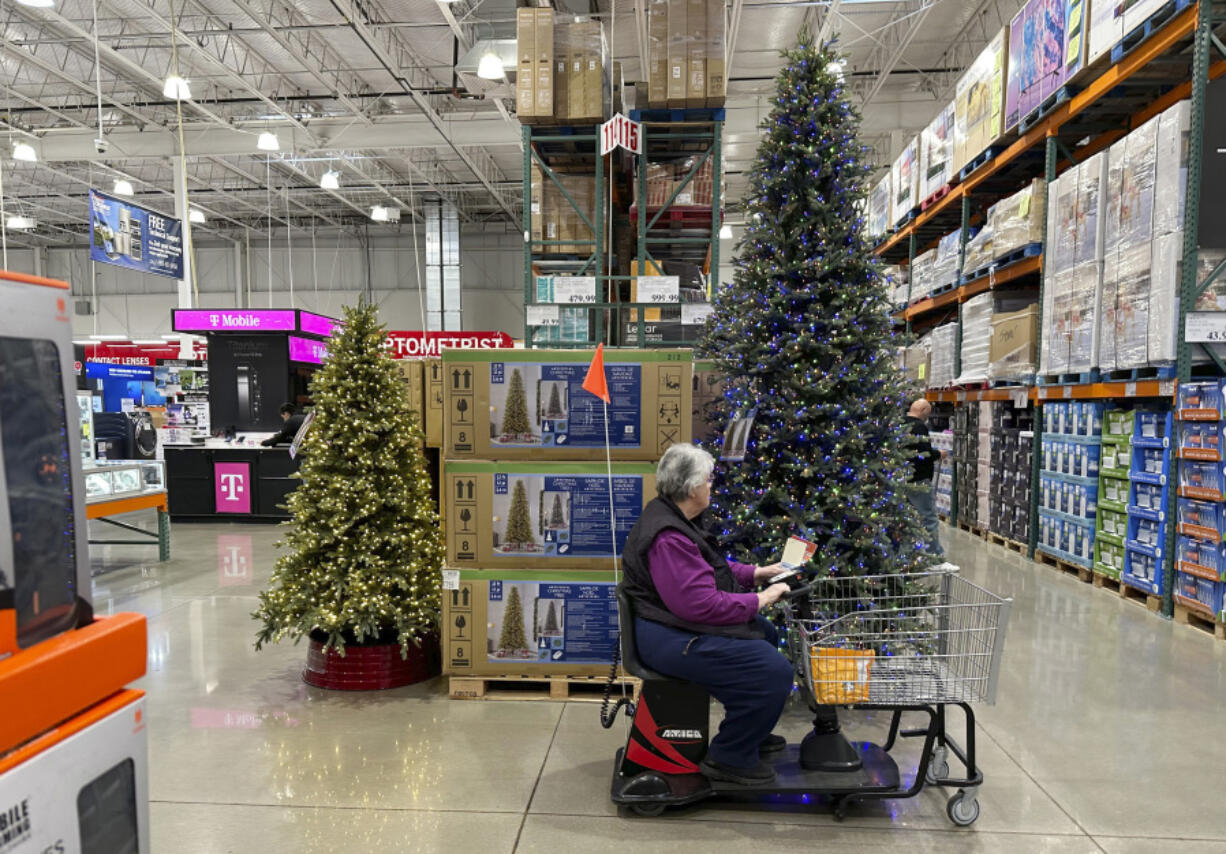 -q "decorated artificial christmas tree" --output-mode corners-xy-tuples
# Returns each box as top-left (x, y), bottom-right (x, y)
(546, 383), (564, 418)
(500, 368), (533, 440)
(544, 601), (559, 634)
(503, 479), (536, 549)
(498, 586), (529, 653)
(253, 302), (444, 666)
(699, 34), (930, 579)
(549, 494), (566, 529)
